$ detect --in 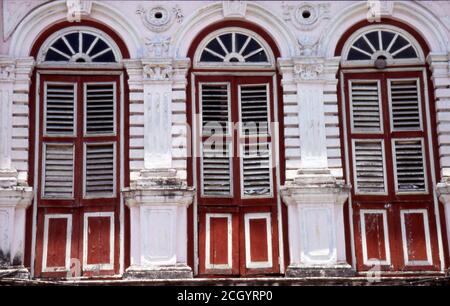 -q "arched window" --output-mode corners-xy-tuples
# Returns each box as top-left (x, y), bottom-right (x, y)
(194, 28), (274, 68)
(31, 24), (126, 278)
(339, 23), (441, 272)
(189, 25), (281, 277)
(37, 26), (121, 64)
(341, 25), (424, 66)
